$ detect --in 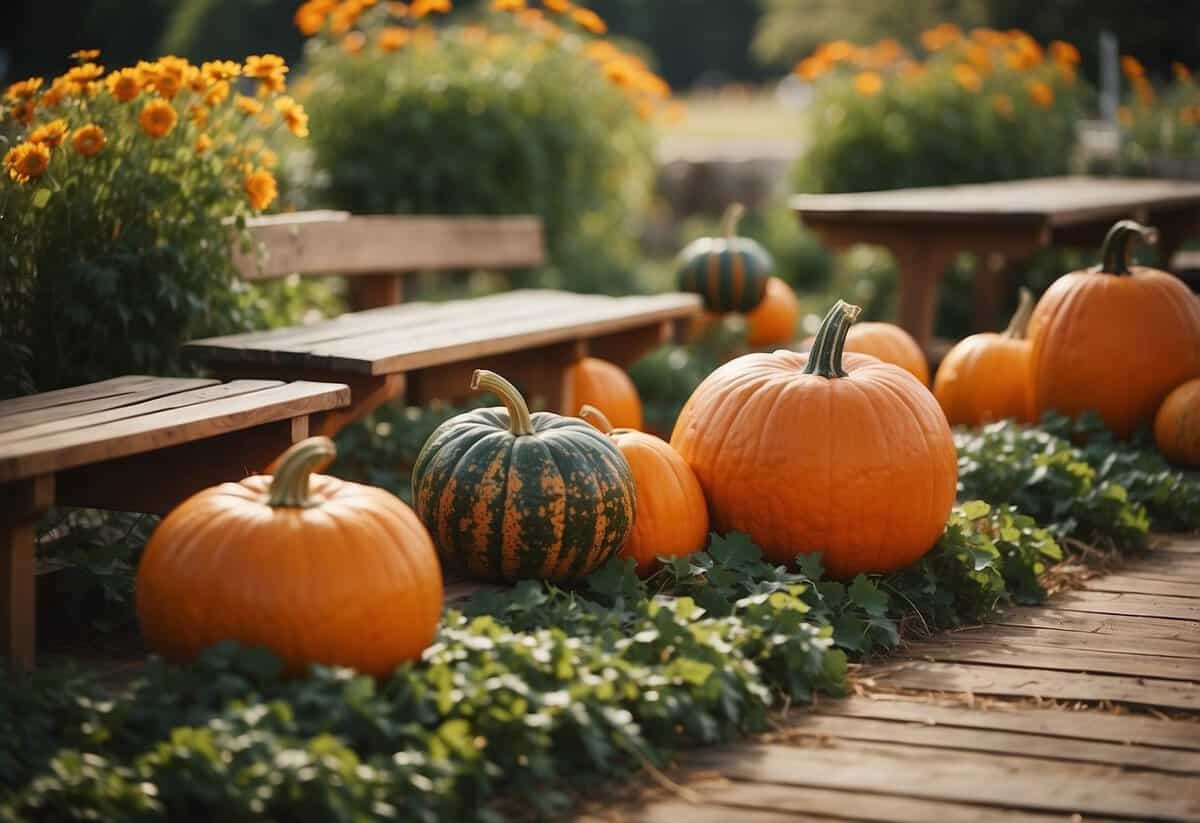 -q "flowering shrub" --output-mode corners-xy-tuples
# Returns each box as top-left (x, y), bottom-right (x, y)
(298, 0), (668, 294)
(1117, 58), (1200, 175)
(0, 51), (305, 394)
(792, 26), (1090, 193)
